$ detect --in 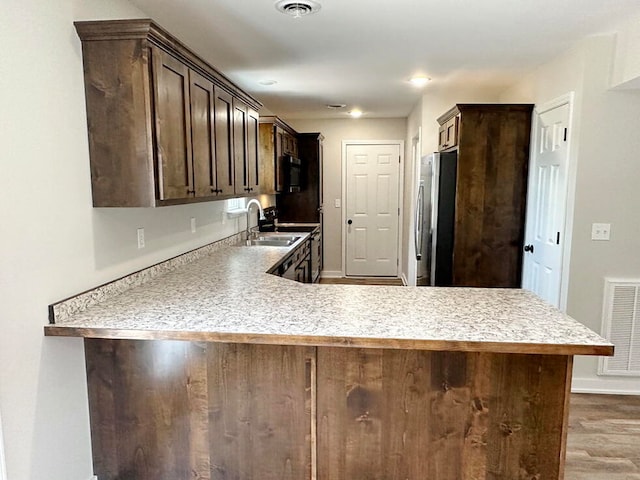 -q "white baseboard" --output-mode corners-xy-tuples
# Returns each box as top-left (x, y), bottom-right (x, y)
(319, 270), (342, 279)
(400, 273), (409, 286)
(571, 377), (640, 395)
